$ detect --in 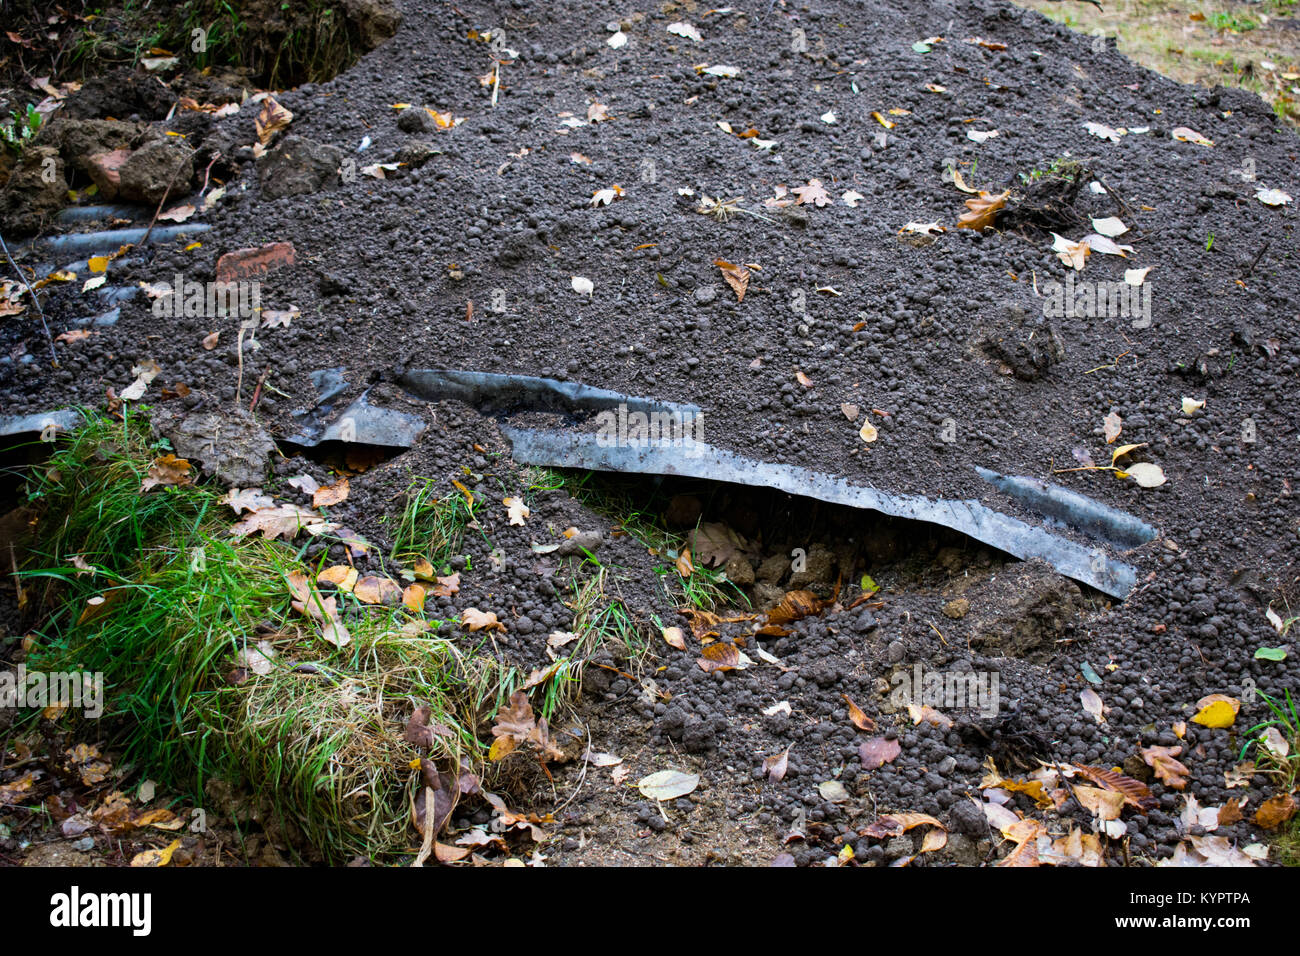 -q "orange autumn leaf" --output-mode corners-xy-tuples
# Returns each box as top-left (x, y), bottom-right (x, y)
(956, 189), (1010, 231)
(712, 258), (750, 302)
(313, 477), (350, 508)
(843, 694), (876, 731)
(697, 642), (740, 673)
